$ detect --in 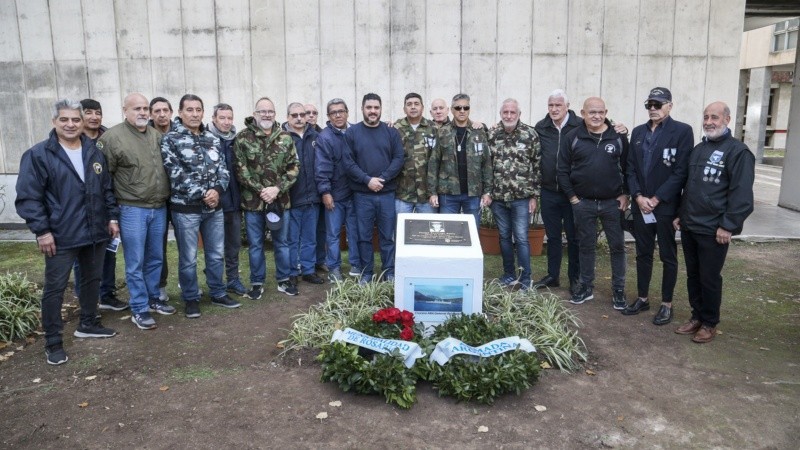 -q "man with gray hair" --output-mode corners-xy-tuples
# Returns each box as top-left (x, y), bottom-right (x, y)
(16, 99), (120, 364)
